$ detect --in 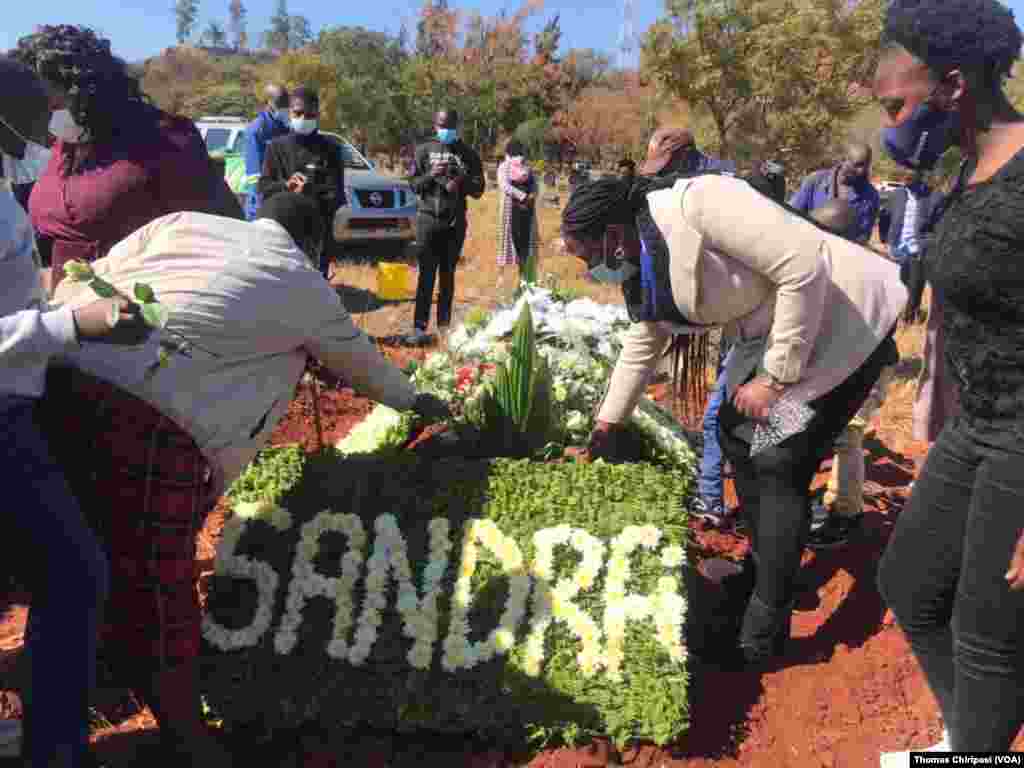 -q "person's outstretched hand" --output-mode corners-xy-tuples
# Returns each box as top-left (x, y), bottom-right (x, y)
(412, 393), (452, 423)
(566, 421), (625, 463)
(73, 297), (153, 346)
